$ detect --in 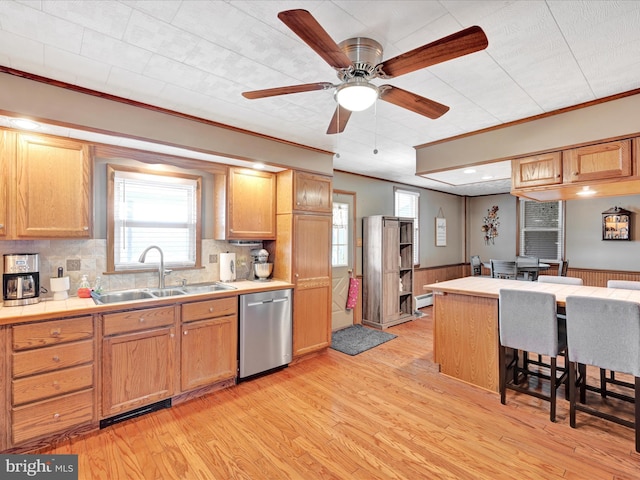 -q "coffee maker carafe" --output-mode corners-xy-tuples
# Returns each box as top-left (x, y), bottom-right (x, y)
(3, 253), (40, 306)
